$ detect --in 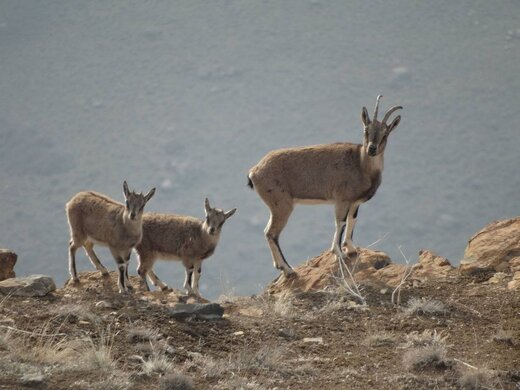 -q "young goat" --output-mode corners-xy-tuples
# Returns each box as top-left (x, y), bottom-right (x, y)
(248, 95), (402, 276)
(135, 198), (236, 297)
(66, 181), (155, 292)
